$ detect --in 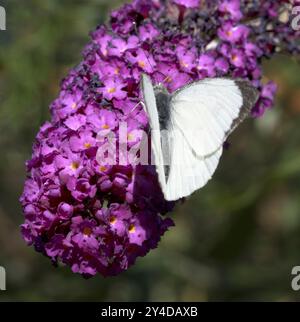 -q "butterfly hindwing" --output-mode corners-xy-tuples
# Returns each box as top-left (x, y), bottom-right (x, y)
(164, 125), (223, 201)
